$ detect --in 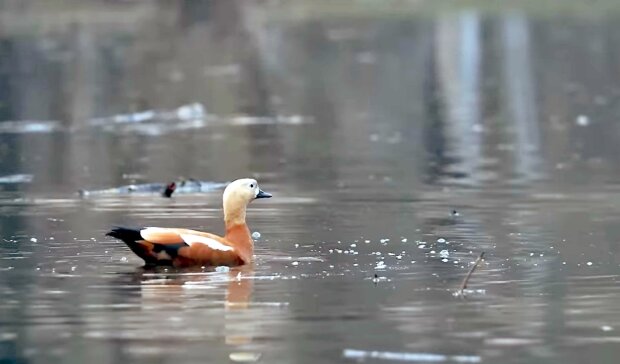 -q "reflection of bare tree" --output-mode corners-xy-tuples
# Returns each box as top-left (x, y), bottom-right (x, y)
(422, 29), (449, 185)
(176, 0), (272, 116)
(501, 14), (542, 181)
(436, 11), (482, 185)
